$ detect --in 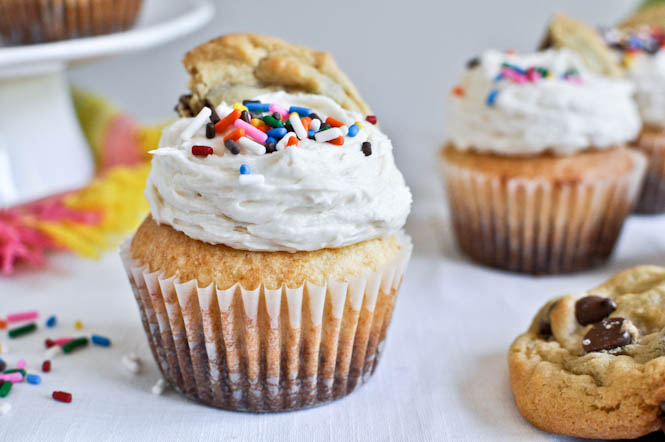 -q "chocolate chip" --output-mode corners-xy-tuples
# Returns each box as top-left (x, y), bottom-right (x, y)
(575, 296), (617, 325)
(537, 300), (559, 339)
(205, 99), (220, 124)
(466, 56), (480, 69)
(0, 359), (5, 372)
(308, 112), (321, 121)
(240, 110), (251, 123)
(582, 317), (632, 353)
(362, 141), (372, 157)
(265, 141), (277, 154)
(272, 112), (282, 121)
